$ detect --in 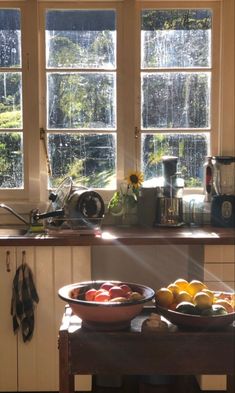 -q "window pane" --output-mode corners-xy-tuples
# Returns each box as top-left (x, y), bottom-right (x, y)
(0, 72), (22, 129)
(0, 9), (21, 68)
(0, 132), (23, 188)
(47, 72), (116, 129)
(48, 133), (116, 189)
(46, 10), (116, 69)
(142, 72), (210, 129)
(142, 133), (209, 187)
(141, 9), (211, 68)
